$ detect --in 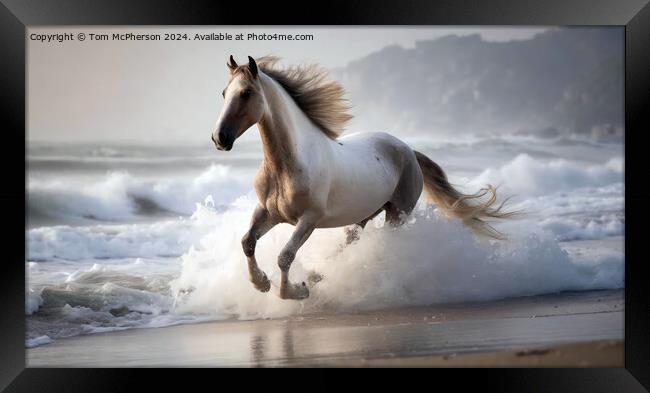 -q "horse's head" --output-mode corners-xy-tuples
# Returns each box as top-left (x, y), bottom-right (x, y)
(211, 55), (265, 151)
